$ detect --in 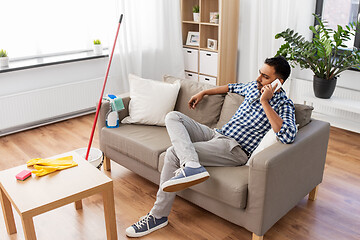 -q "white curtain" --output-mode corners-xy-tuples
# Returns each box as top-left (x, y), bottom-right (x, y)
(107, 0), (184, 94)
(237, 0), (316, 87)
